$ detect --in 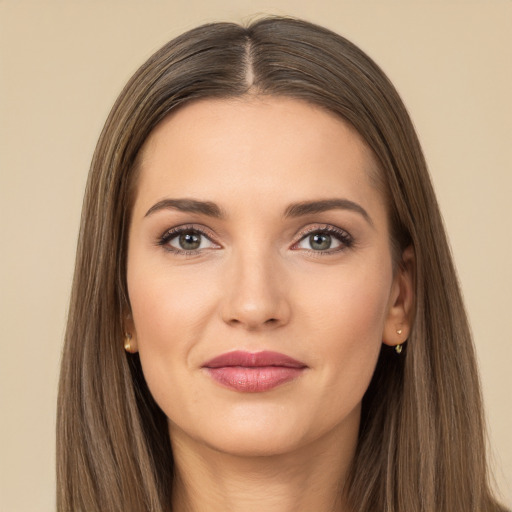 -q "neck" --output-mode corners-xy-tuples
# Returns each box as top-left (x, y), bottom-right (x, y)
(169, 409), (359, 512)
